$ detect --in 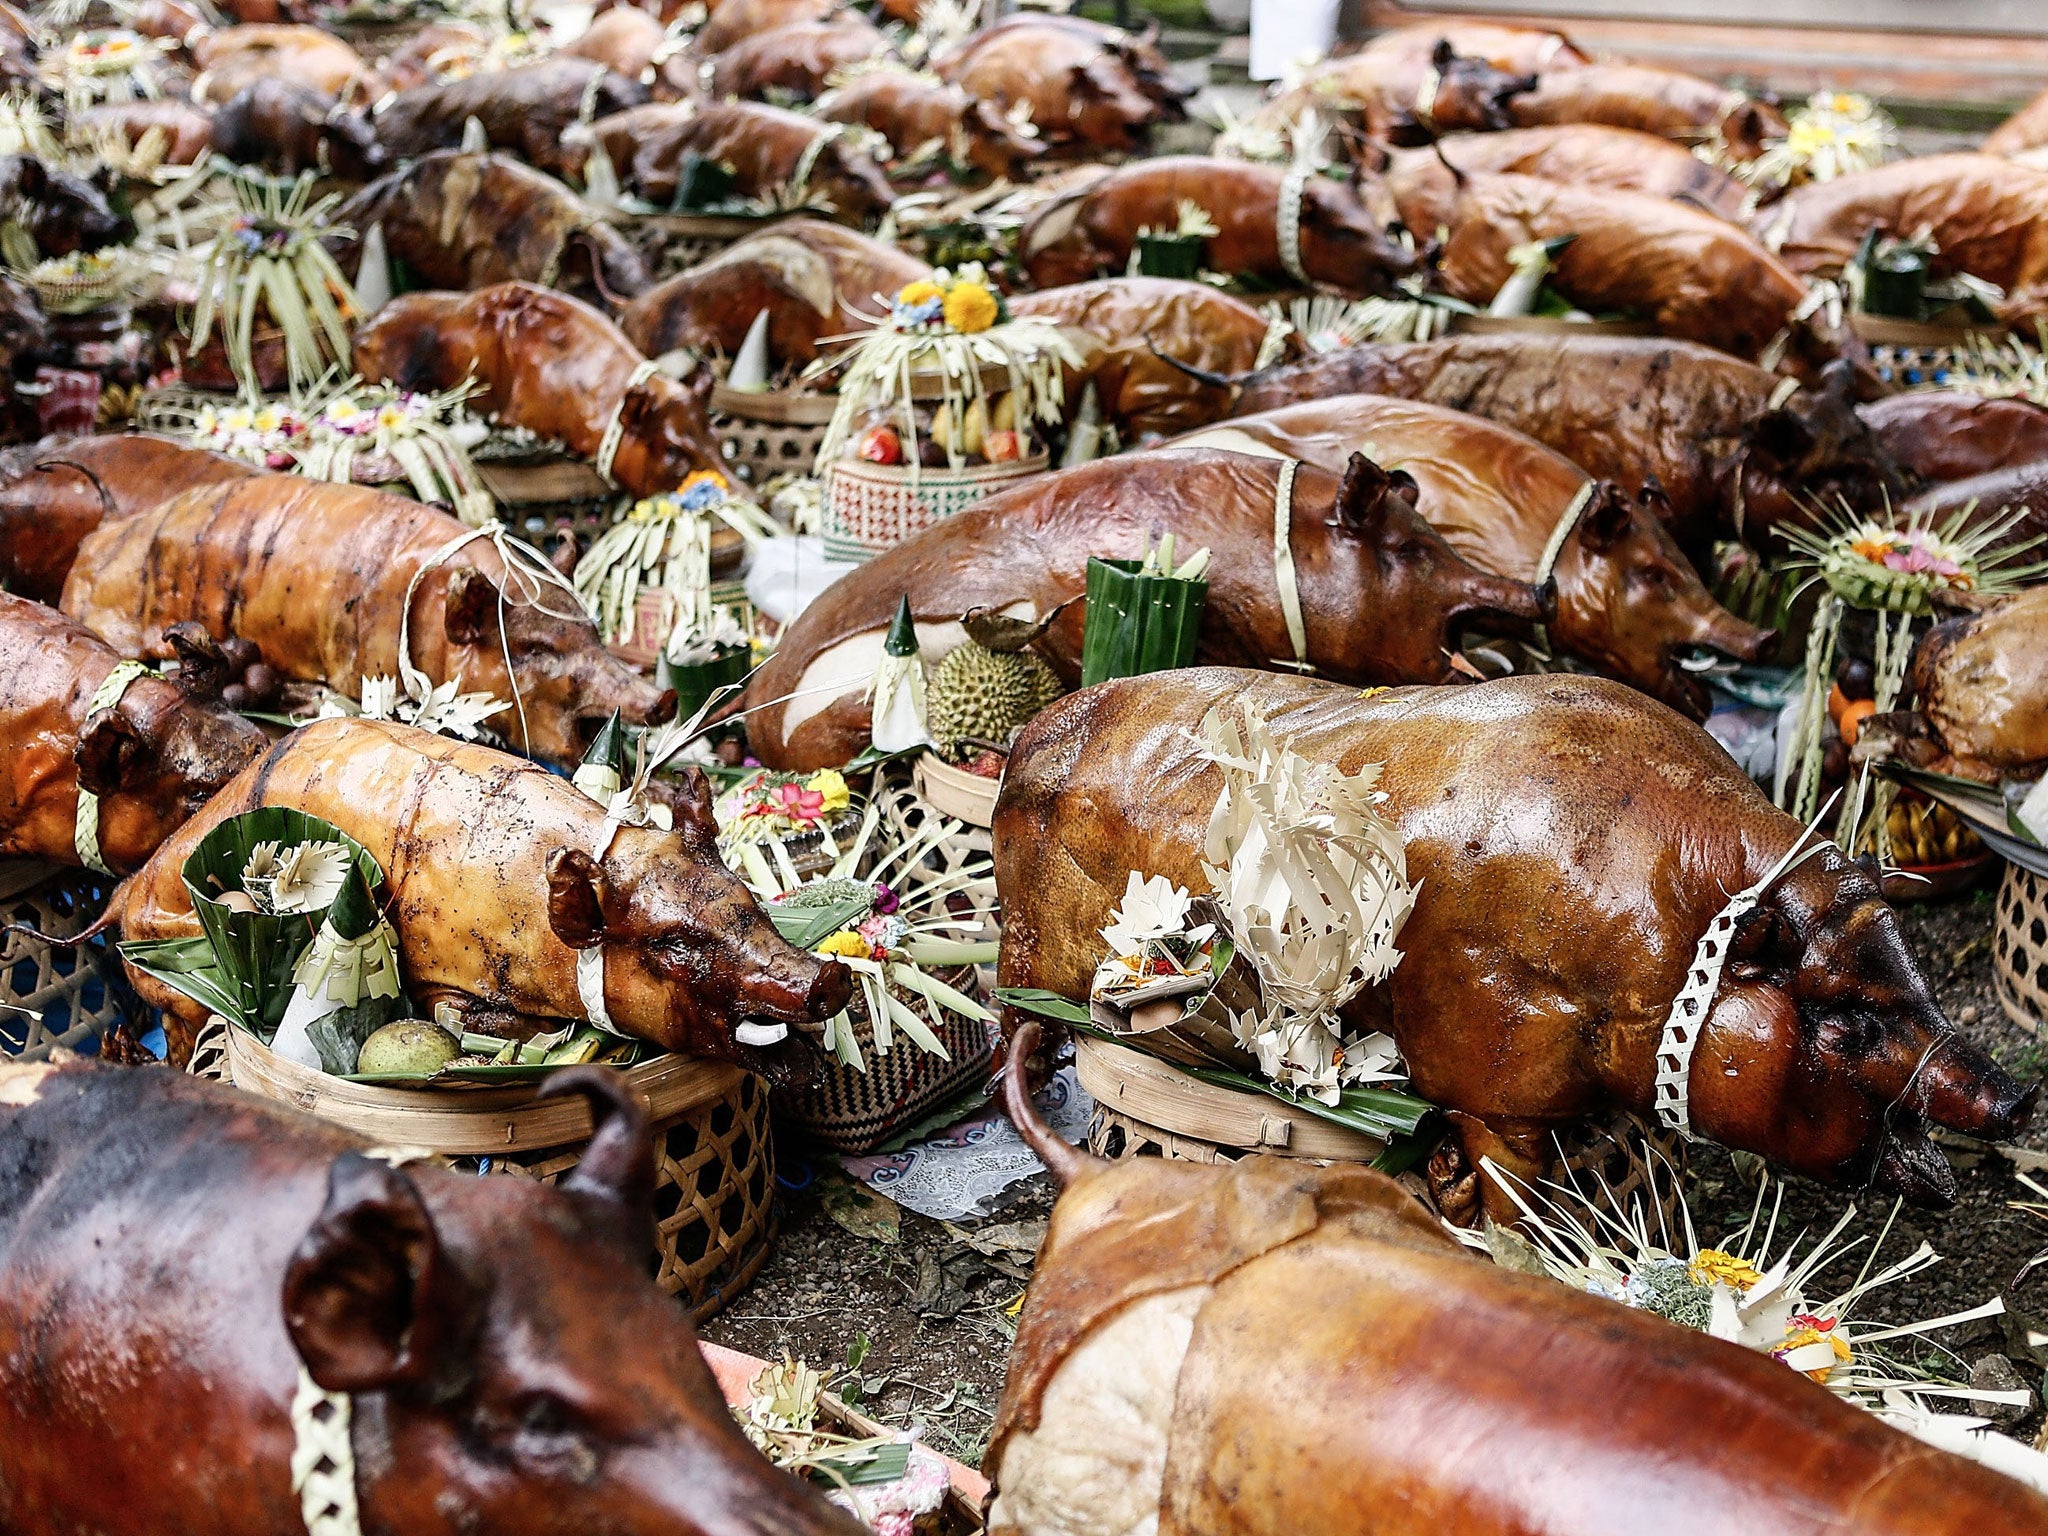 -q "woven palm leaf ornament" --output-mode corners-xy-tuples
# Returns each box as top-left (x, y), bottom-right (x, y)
(187, 171), (360, 396)
(163, 375), (494, 524)
(808, 263), (1080, 478)
(730, 796), (996, 1068)
(1198, 706), (1415, 1102)
(1729, 92), (1899, 195)
(1464, 1143), (2048, 1491)
(1778, 500), (2042, 856)
(573, 470), (779, 658)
